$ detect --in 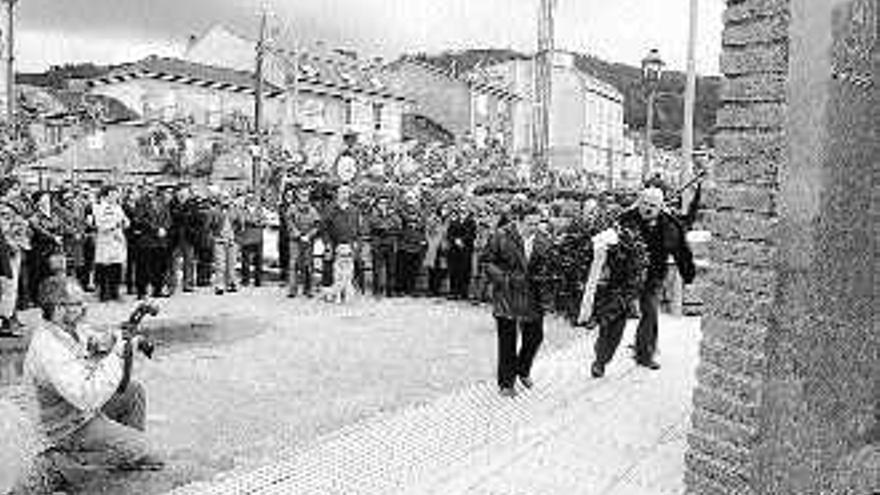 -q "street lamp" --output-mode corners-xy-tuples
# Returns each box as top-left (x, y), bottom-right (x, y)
(641, 48), (664, 182)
